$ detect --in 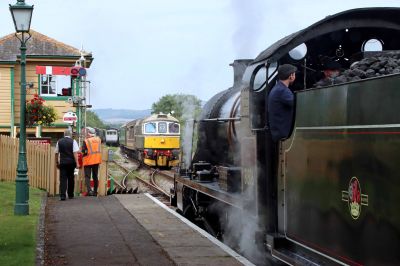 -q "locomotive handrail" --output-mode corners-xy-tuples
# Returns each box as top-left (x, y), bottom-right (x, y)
(200, 117), (241, 122)
(251, 126), (268, 132)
